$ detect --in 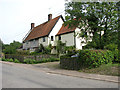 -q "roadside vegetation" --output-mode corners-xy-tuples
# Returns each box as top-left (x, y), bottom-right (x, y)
(2, 57), (60, 64)
(79, 63), (120, 76)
